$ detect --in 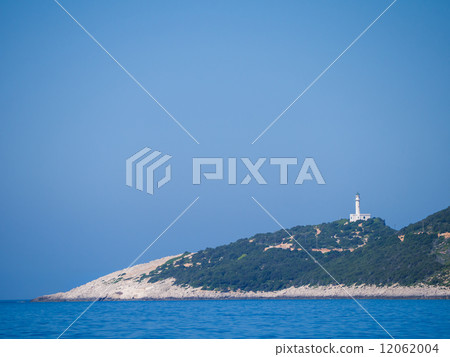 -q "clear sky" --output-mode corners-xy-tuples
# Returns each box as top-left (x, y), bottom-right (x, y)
(0, 0), (449, 299)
